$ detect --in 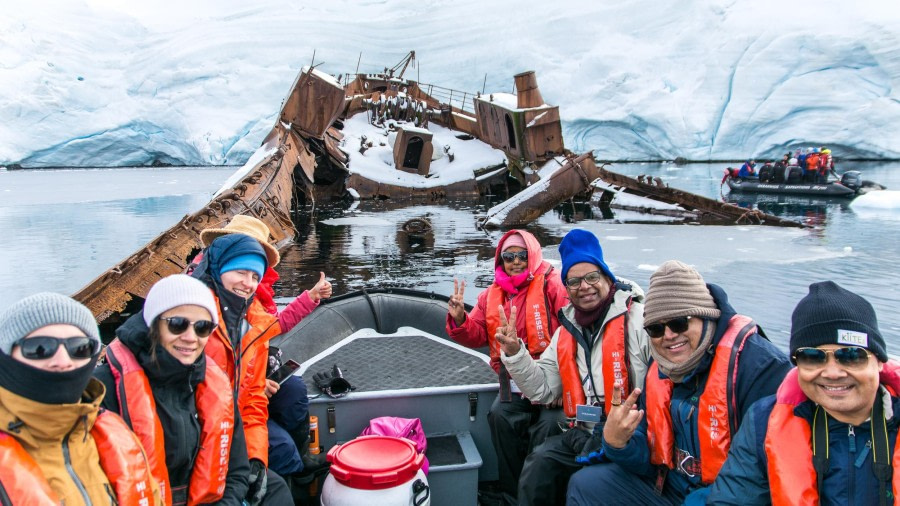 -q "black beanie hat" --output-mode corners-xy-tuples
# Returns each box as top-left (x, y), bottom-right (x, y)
(790, 281), (886, 362)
